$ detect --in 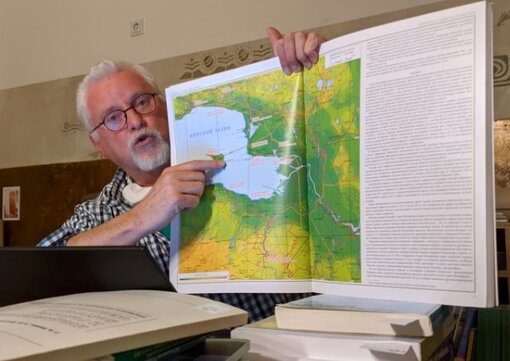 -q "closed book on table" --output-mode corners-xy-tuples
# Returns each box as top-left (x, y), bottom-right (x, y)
(275, 294), (451, 336)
